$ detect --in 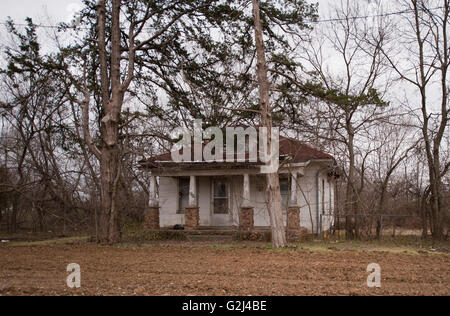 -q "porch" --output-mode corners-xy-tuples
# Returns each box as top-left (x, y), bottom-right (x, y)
(145, 171), (304, 239)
